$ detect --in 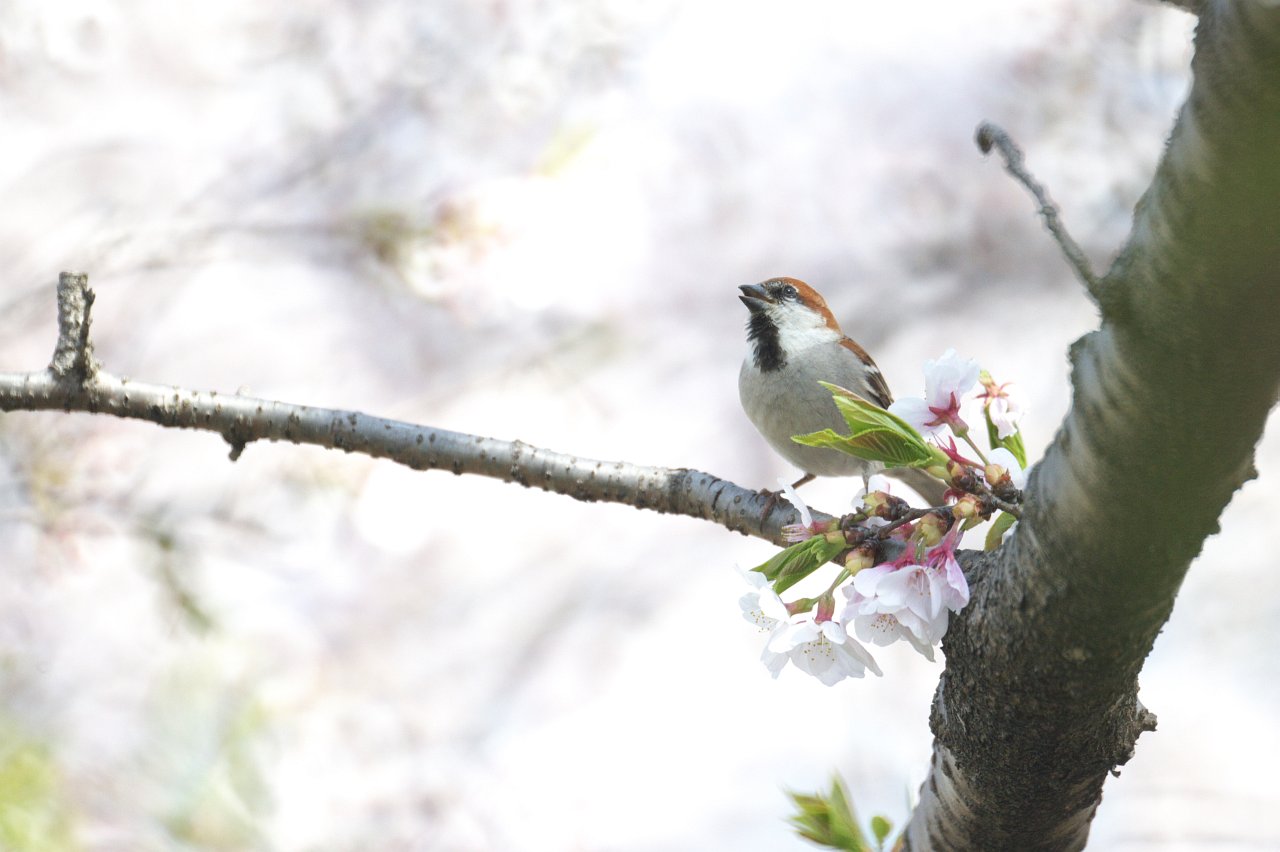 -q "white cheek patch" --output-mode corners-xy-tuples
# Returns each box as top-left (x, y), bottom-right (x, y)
(771, 306), (841, 350)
